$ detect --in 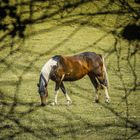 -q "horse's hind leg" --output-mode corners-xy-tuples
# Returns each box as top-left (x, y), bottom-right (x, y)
(88, 73), (100, 103)
(102, 85), (110, 103)
(60, 82), (72, 105)
(95, 74), (110, 103)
